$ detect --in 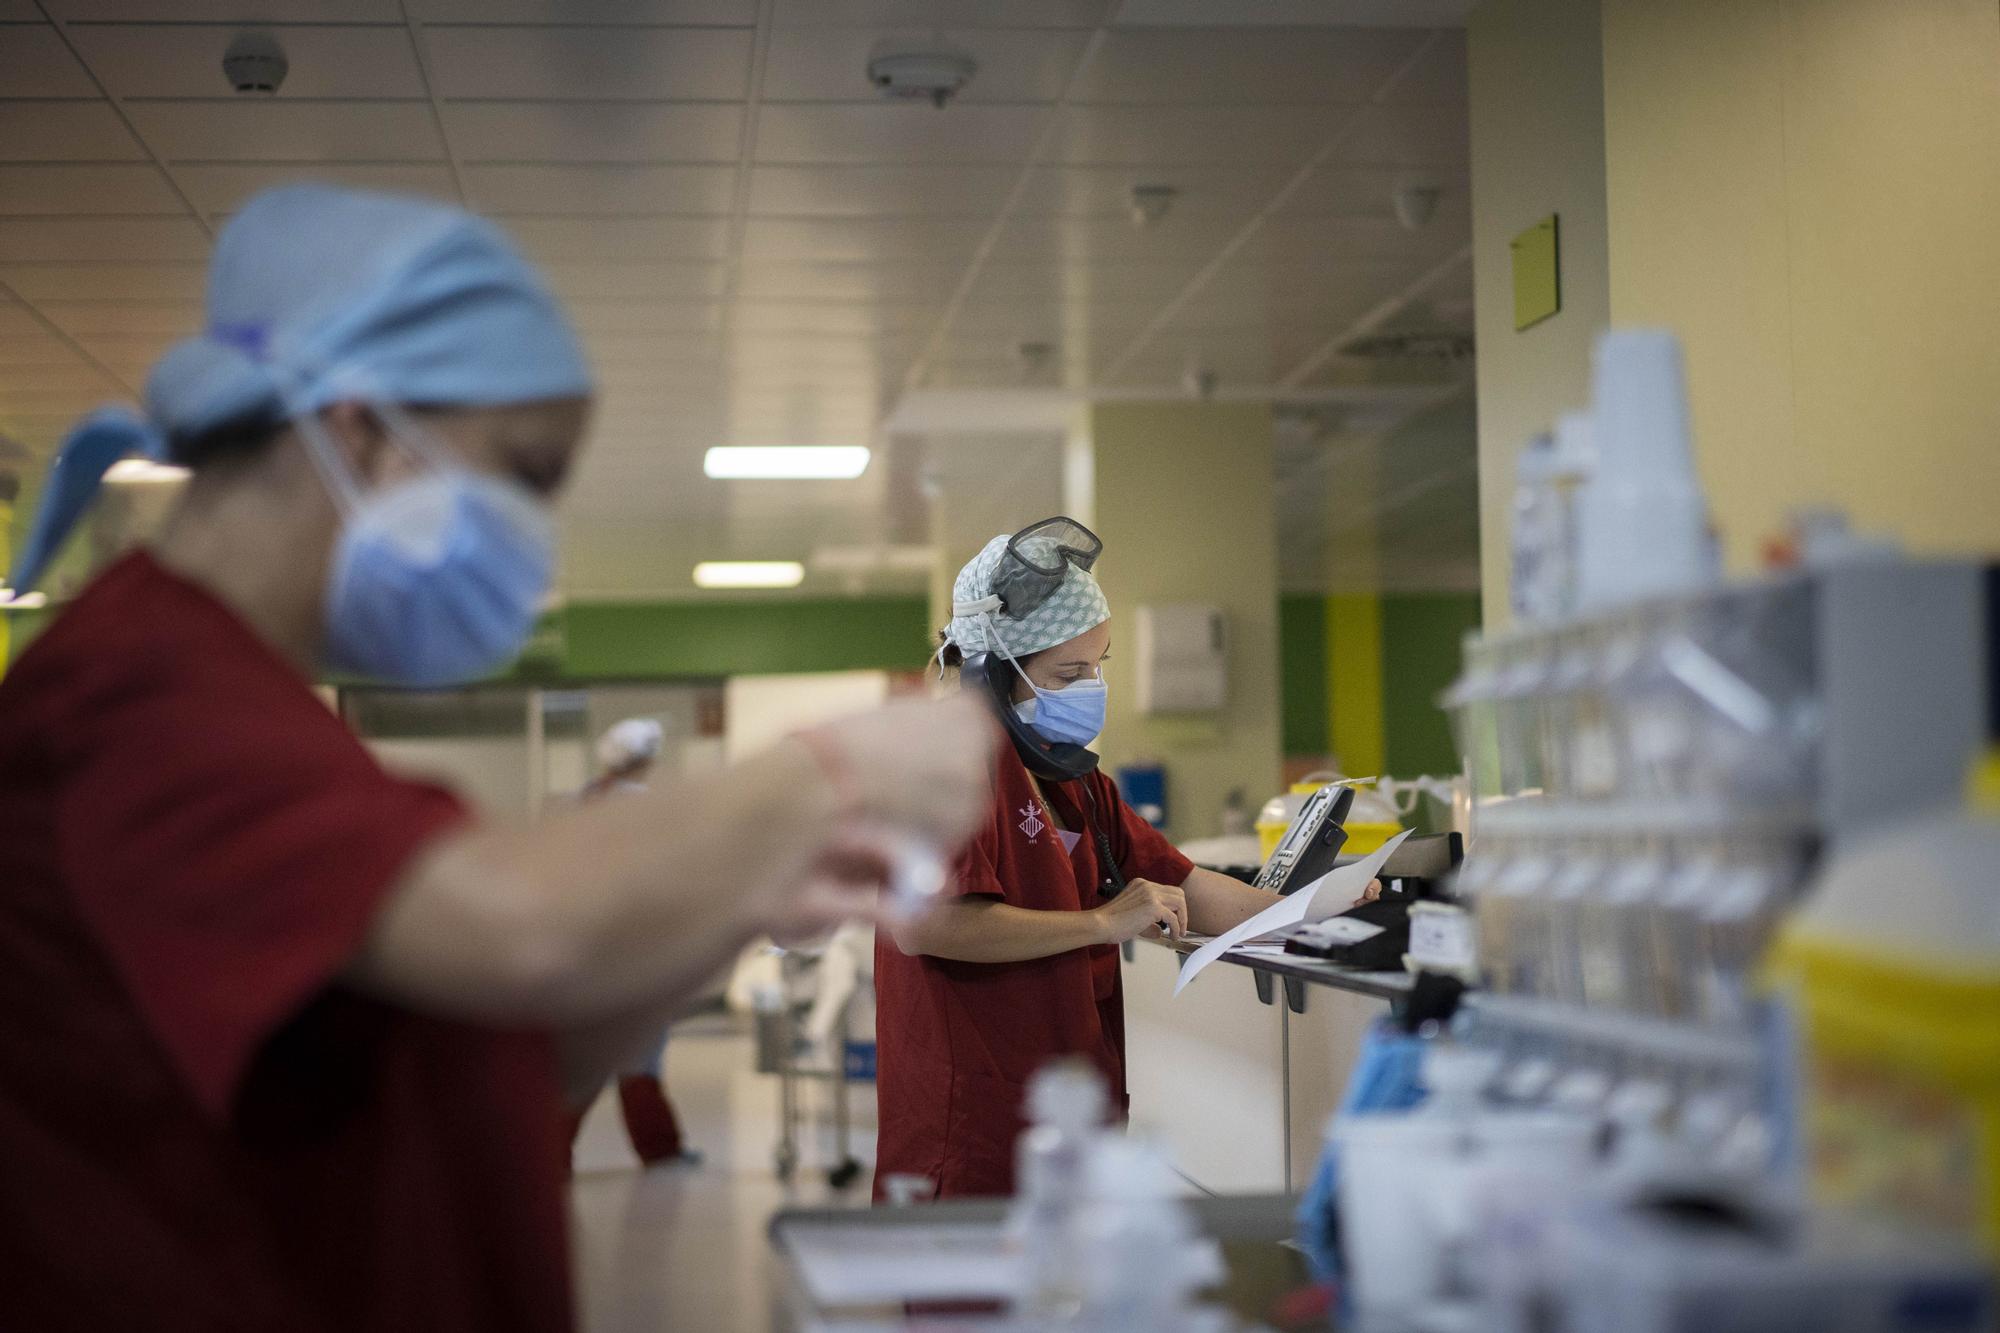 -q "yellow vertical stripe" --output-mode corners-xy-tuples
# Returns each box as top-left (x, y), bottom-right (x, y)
(1326, 593), (1384, 777)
